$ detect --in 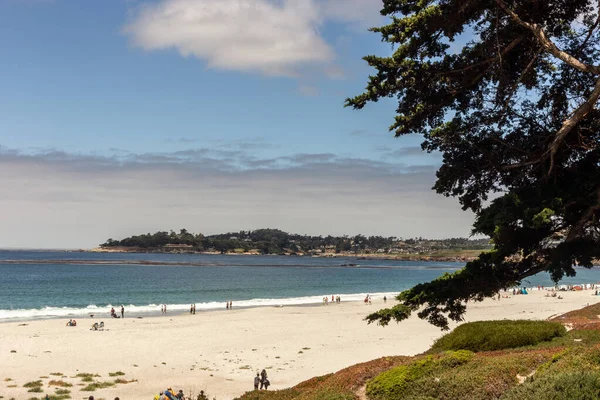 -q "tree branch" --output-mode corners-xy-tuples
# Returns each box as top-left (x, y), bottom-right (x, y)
(442, 36), (524, 76)
(495, 0), (600, 75)
(575, 1), (600, 55)
(566, 187), (600, 242)
(548, 77), (600, 174)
